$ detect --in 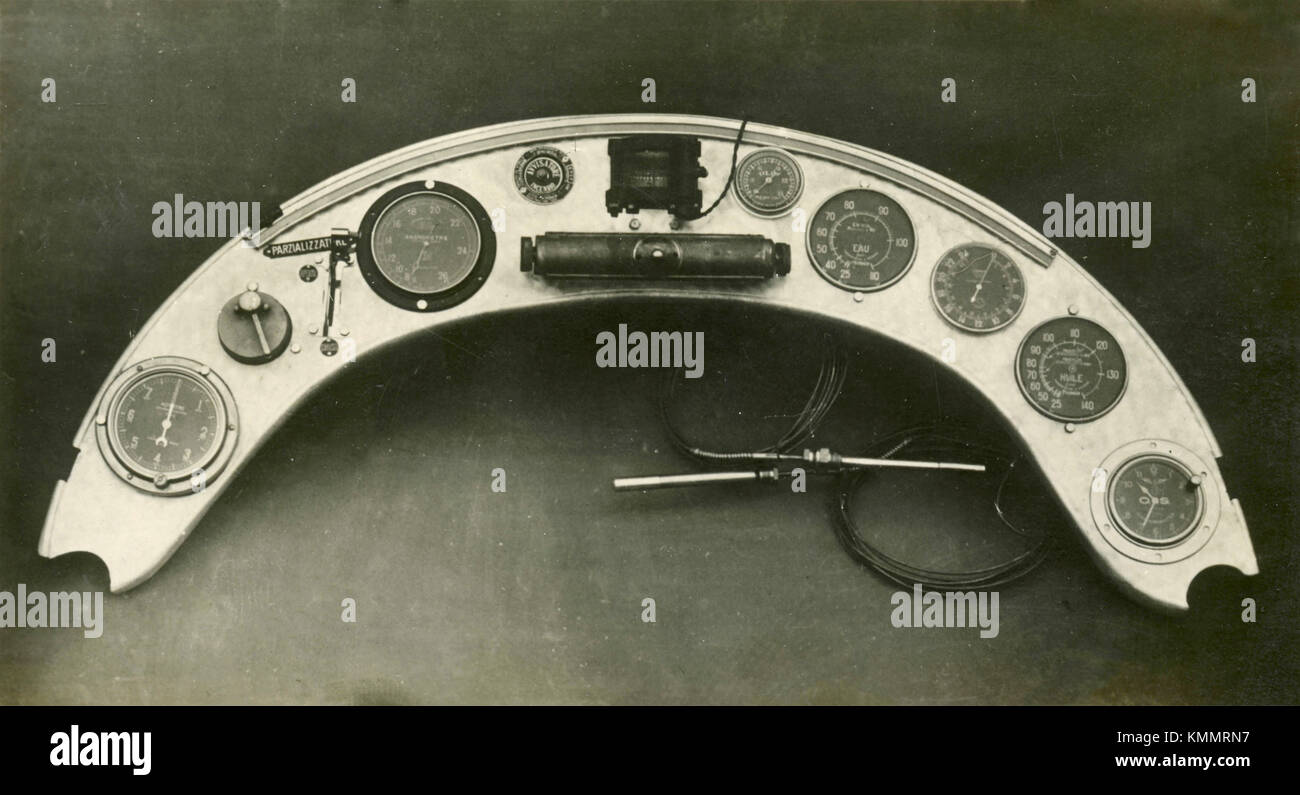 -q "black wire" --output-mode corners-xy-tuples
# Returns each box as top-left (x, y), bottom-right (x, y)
(658, 335), (1051, 590)
(676, 118), (749, 221)
(660, 331), (845, 462)
(833, 431), (1051, 589)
